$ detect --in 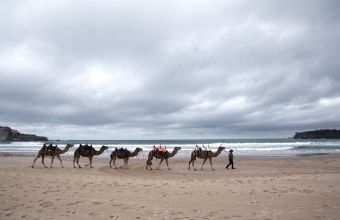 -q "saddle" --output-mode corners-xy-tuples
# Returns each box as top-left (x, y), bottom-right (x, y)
(154, 149), (167, 158)
(194, 147), (203, 157)
(115, 148), (130, 157)
(195, 149), (211, 157)
(80, 144), (93, 154)
(45, 144), (57, 154)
